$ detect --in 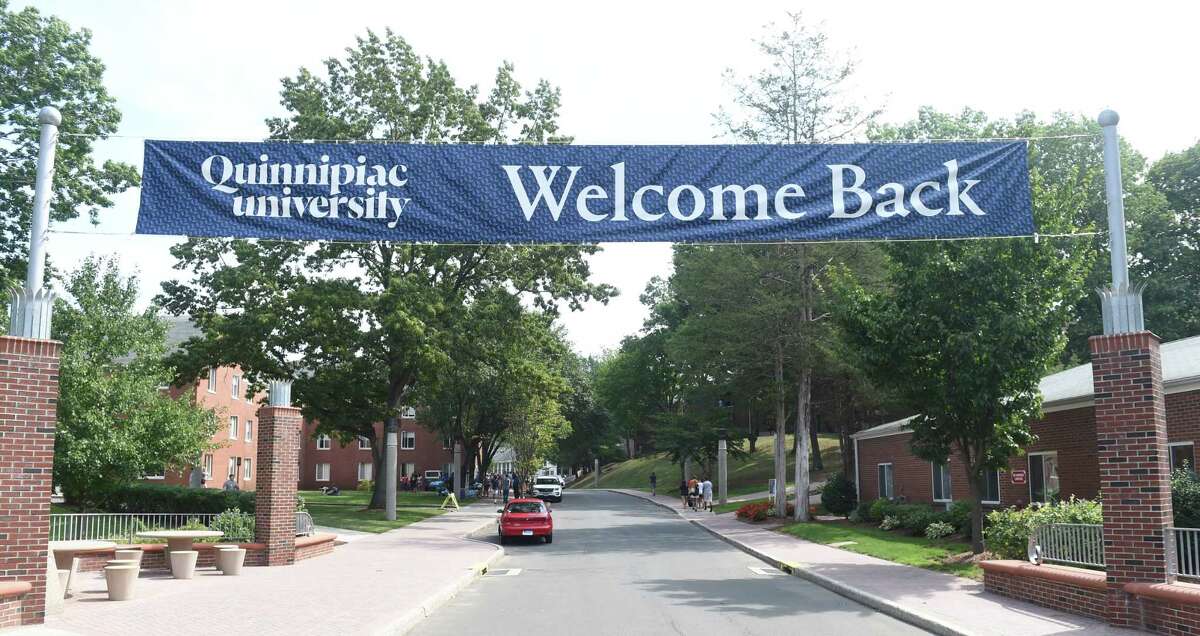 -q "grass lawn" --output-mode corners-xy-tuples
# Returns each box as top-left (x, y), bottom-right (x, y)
(299, 489), (459, 533)
(778, 519), (981, 580)
(572, 433), (841, 496)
